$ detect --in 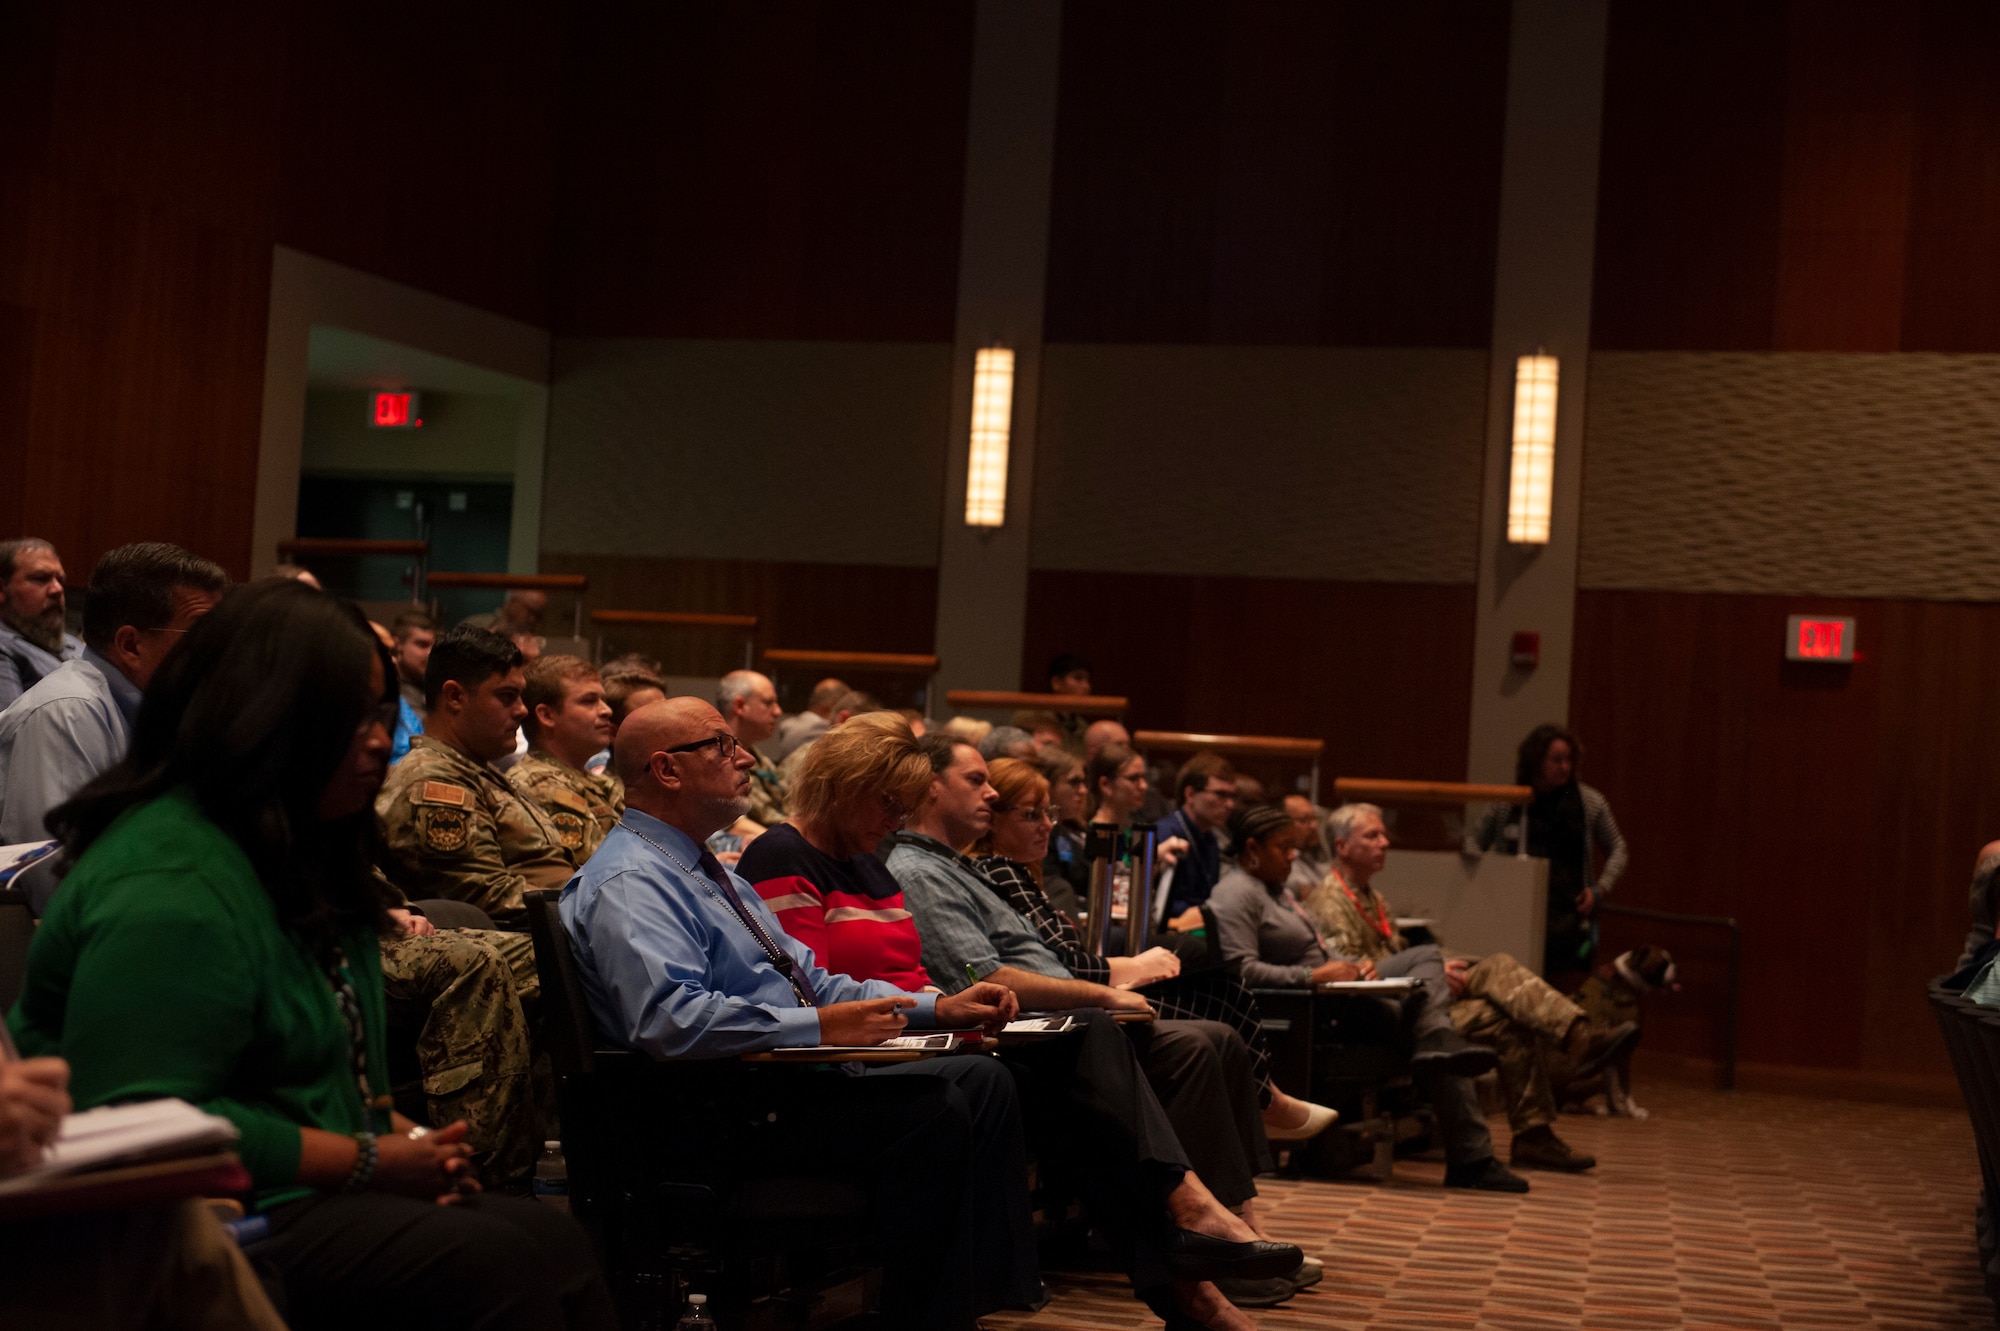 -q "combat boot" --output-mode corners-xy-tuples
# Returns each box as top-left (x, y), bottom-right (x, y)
(1509, 1124), (1596, 1172)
